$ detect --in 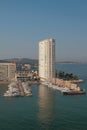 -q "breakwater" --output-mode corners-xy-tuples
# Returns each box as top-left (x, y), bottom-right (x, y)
(52, 78), (81, 91)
